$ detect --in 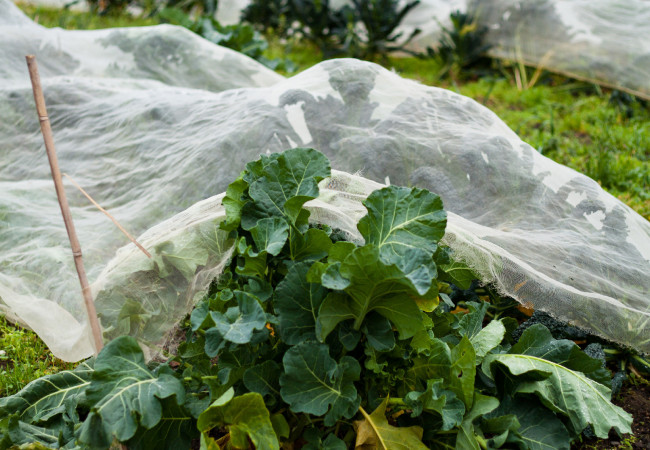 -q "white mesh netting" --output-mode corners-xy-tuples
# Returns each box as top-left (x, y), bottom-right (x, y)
(215, 0), (650, 99)
(1, 0), (649, 361)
